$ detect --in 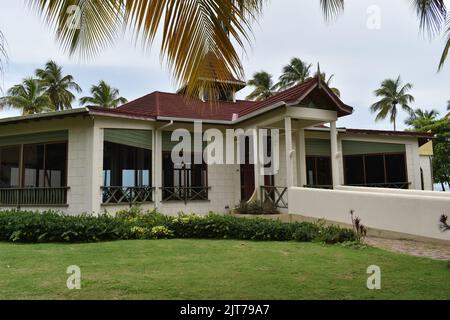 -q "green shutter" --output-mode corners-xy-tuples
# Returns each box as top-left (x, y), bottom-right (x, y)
(104, 129), (152, 150)
(306, 139), (331, 156)
(343, 140), (405, 156)
(0, 130), (68, 147)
